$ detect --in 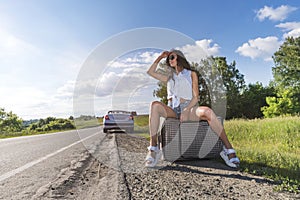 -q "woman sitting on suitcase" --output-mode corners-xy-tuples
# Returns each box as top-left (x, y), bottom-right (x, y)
(145, 49), (240, 168)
